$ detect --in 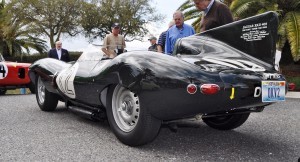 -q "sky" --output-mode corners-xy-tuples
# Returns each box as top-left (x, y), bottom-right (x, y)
(60, 0), (189, 52)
